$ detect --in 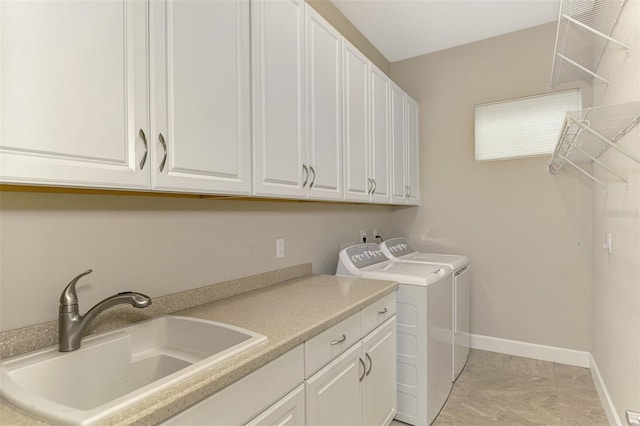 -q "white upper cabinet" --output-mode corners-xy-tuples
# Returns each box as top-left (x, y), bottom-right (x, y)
(405, 96), (420, 205)
(150, 0), (251, 195)
(252, 1), (343, 201)
(251, 0), (307, 198)
(390, 82), (408, 204)
(390, 83), (420, 205)
(305, 7), (343, 200)
(342, 40), (370, 202)
(1, 0), (251, 195)
(0, 0), (149, 189)
(368, 65), (391, 203)
(343, 49), (391, 204)
(1, 0), (418, 204)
